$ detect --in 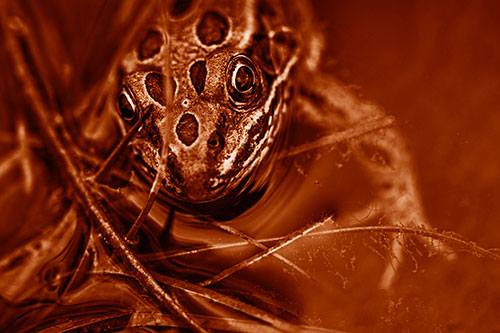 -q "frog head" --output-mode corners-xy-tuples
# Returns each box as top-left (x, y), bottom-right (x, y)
(116, 0), (301, 203)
